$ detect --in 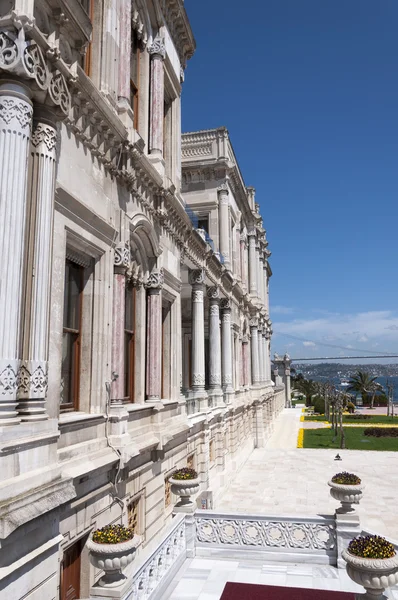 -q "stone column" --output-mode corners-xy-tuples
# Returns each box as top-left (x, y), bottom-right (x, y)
(262, 330), (269, 385)
(283, 353), (292, 408)
(207, 287), (222, 403)
(242, 336), (249, 387)
(0, 80), (33, 425)
(220, 299), (233, 398)
(218, 184), (230, 268)
(189, 269), (206, 403)
(149, 36), (166, 156)
(248, 230), (257, 296)
(256, 244), (262, 301)
(145, 270), (163, 402)
(264, 264), (269, 315)
(240, 233), (246, 288)
(118, 0), (132, 104)
(264, 329), (271, 383)
(111, 246), (130, 402)
(259, 255), (264, 304)
(258, 323), (264, 384)
(18, 112), (58, 421)
(250, 318), (260, 385)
